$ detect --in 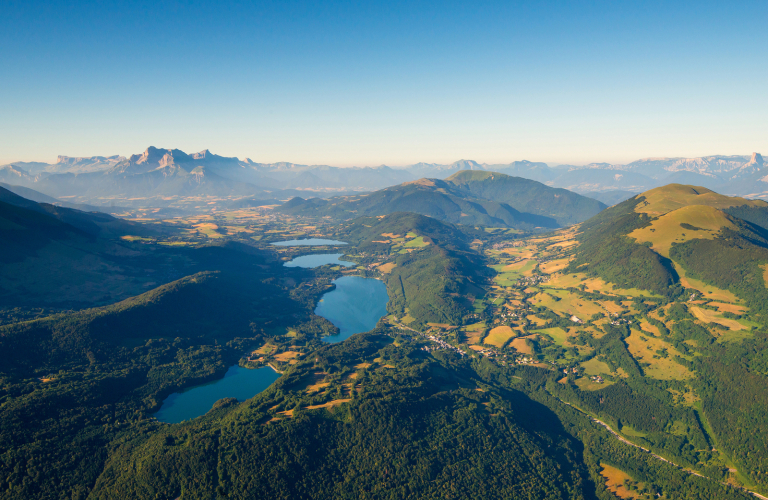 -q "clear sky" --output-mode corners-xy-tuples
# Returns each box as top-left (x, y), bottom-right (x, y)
(1, 0), (766, 166)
